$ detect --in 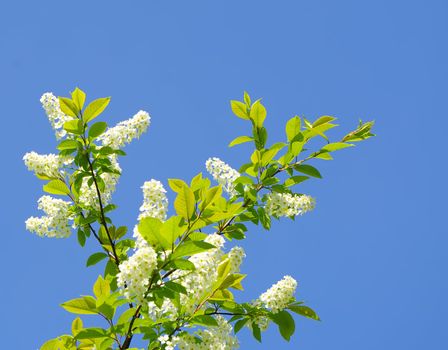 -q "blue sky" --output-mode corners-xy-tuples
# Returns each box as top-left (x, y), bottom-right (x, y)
(1, 0), (447, 349)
